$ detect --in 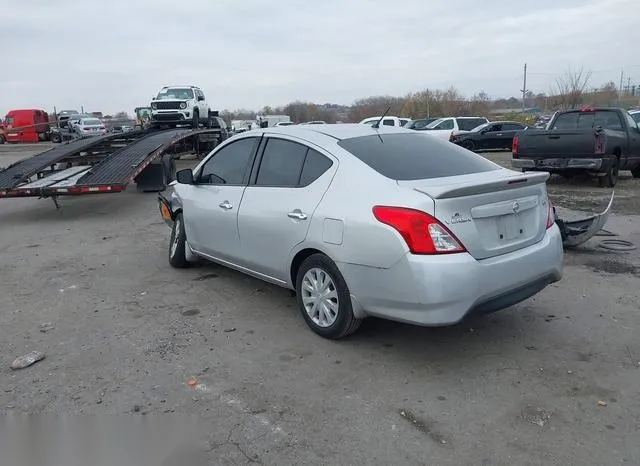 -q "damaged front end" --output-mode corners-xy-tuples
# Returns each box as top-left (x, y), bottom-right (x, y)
(555, 191), (614, 248)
